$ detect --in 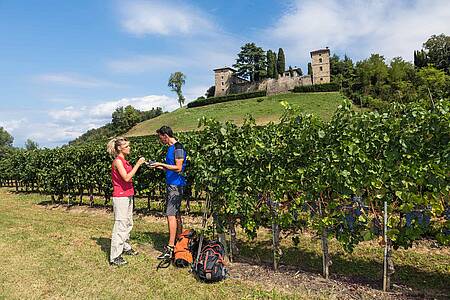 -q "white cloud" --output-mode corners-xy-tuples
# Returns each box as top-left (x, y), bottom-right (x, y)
(48, 94), (178, 124)
(2, 94), (179, 148)
(118, 0), (215, 36)
(35, 73), (124, 88)
(264, 0), (450, 64)
(0, 118), (27, 133)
